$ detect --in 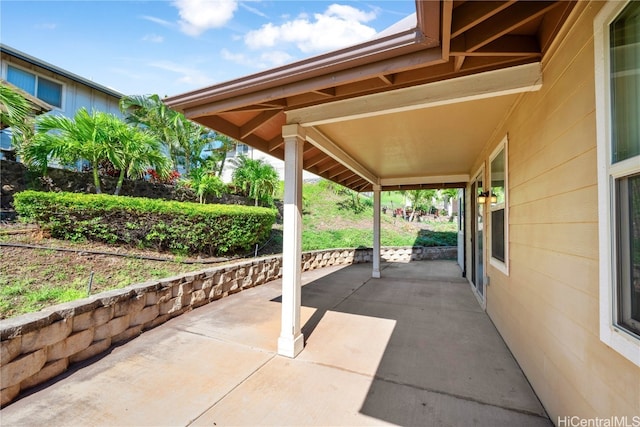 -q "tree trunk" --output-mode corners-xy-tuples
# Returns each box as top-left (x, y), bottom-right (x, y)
(114, 169), (126, 196)
(92, 166), (102, 194)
